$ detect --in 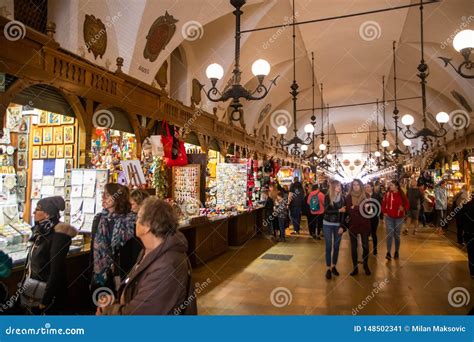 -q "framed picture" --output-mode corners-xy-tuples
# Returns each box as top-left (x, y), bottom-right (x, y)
(32, 127), (42, 145)
(64, 145), (74, 158)
(63, 126), (75, 144)
(65, 158), (74, 170)
(32, 146), (40, 159)
(38, 111), (48, 126)
(0, 128), (11, 145)
(48, 112), (61, 126)
(40, 146), (48, 159)
(17, 151), (27, 168)
(18, 117), (29, 133)
(61, 115), (75, 124)
(17, 134), (28, 151)
(6, 105), (22, 132)
(43, 127), (53, 144)
(56, 145), (64, 158)
(53, 126), (63, 144)
(48, 145), (56, 158)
